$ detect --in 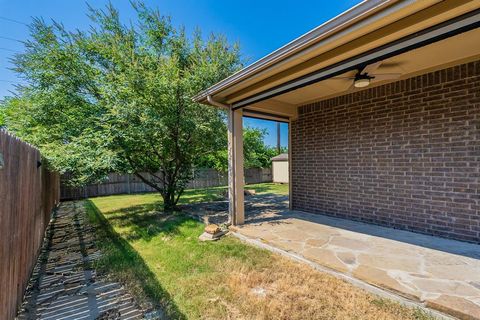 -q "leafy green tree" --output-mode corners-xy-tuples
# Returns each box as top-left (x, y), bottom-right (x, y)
(3, 2), (242, 210)
(0, 103), (5, 127)
(196, 126), (284, 171)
